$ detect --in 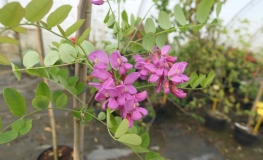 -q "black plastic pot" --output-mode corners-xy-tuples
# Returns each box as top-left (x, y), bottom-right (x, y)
(204, 111), (227, 131)
(37, 145), (73, 160)
(233, 123), (259, 145)
(240, 101), (253, 110)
